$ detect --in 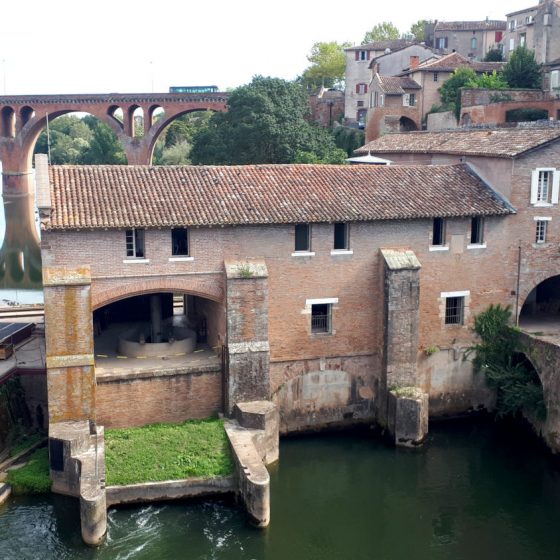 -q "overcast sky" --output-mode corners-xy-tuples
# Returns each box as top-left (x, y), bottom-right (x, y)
(0, 0), (532, 95)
